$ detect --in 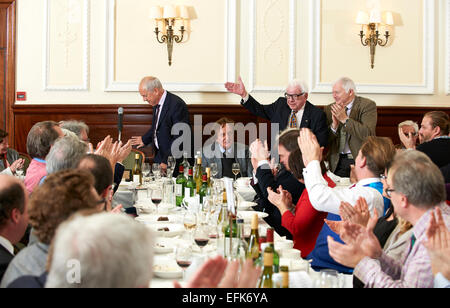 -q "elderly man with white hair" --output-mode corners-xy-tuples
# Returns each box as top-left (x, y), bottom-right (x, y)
(225, 77), (328, 147)
(324, 77), (378, 178)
